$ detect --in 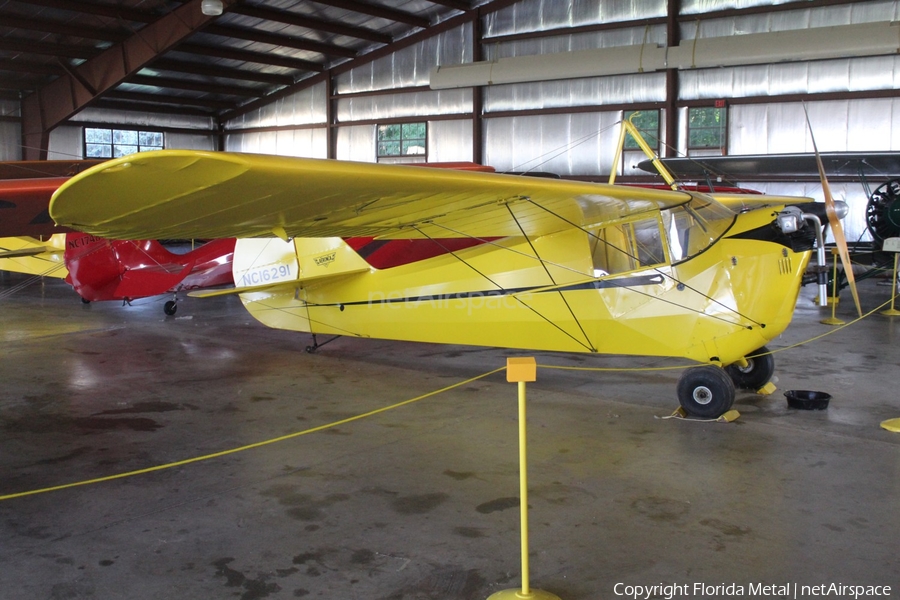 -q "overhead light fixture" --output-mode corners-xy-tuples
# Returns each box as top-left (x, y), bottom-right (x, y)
(200, 0), (223, 16)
